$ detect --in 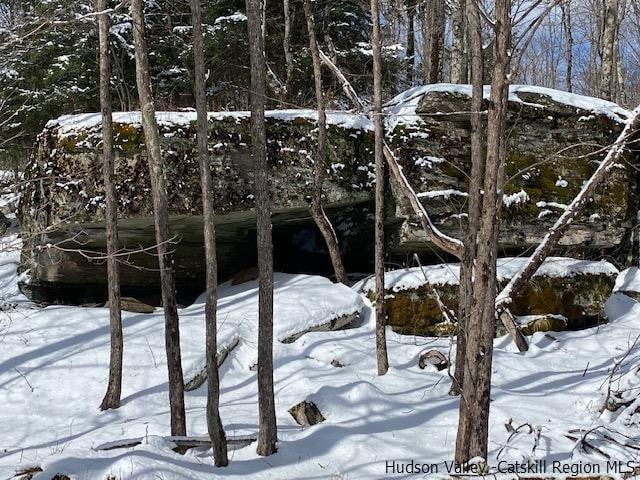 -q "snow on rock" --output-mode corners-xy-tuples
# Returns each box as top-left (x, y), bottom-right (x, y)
(416, 189), (468, 199)
(383, 83), (631, 128)
(355, 257), (619, 293)
(46, 109), (373, 135)
(503, 189), (530, 207)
